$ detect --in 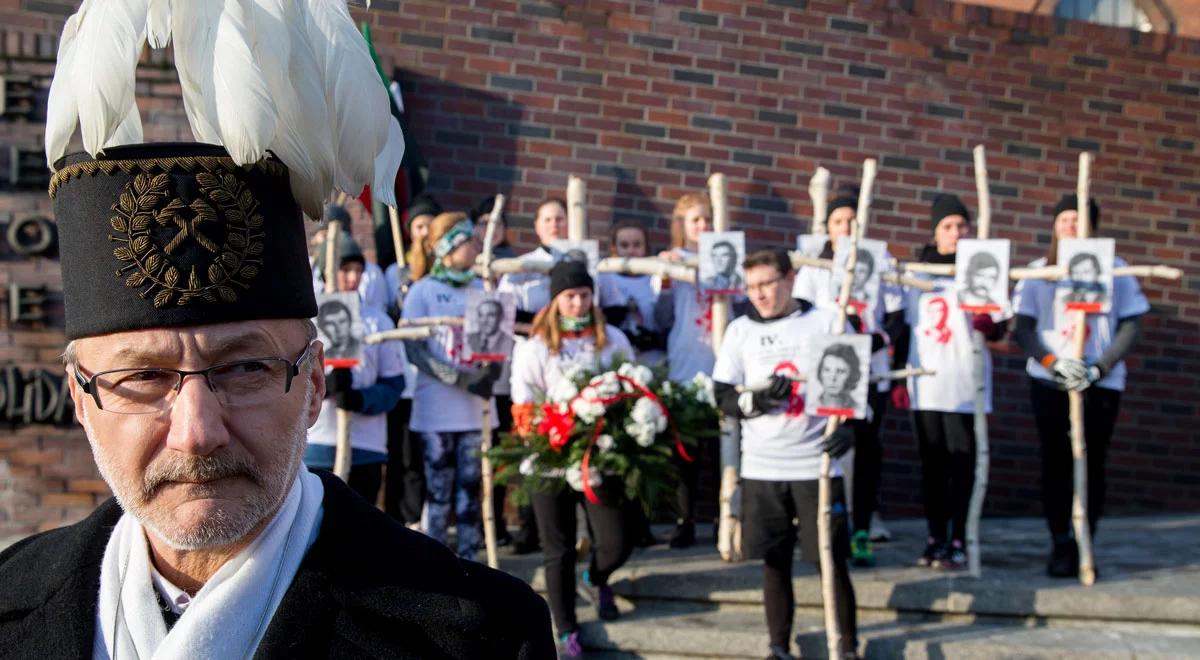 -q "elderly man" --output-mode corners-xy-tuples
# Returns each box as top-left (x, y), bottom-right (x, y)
(0, 144), (552, 658)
